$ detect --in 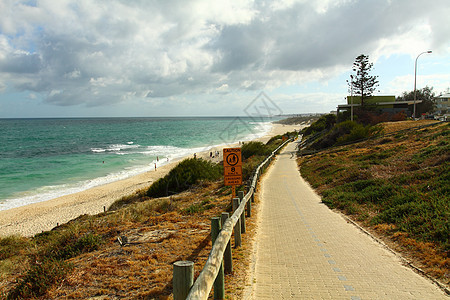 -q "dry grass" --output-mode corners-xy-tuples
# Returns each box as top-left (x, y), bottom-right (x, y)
(0, 180), (260, 299)
(380, 119), (439, 134)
